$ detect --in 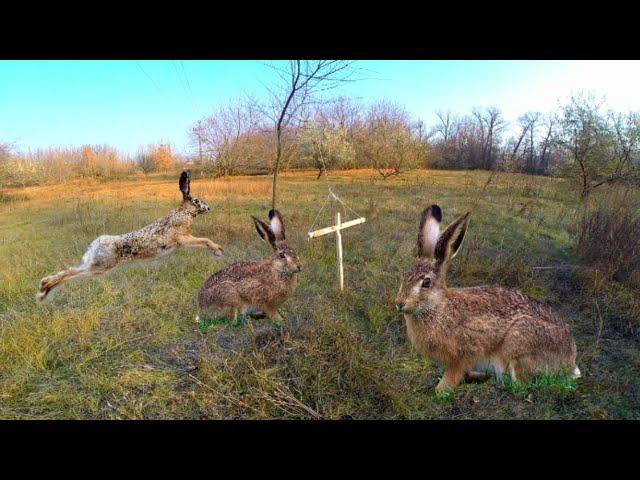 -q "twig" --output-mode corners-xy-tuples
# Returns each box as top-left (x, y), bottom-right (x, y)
(78, 334), (153, 366)
(594, 298), (605, 345)
(242, 357), (321, 419)
(531, 265), (581, 271)
(187, 373), (258, 413)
